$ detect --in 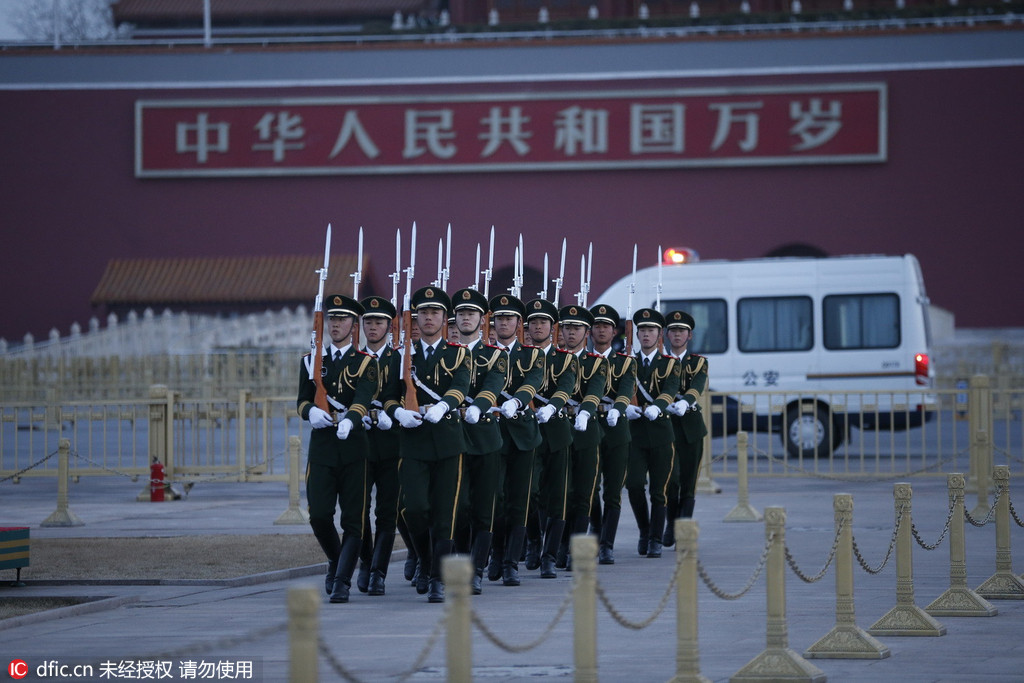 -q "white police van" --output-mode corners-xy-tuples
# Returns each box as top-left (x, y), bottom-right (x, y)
(594, 253), (936, 457)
